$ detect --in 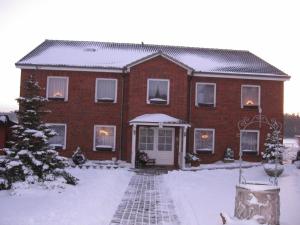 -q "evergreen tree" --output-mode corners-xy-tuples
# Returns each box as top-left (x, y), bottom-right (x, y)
(262, 128), (284, 162)
(0, 75), (77, 189)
